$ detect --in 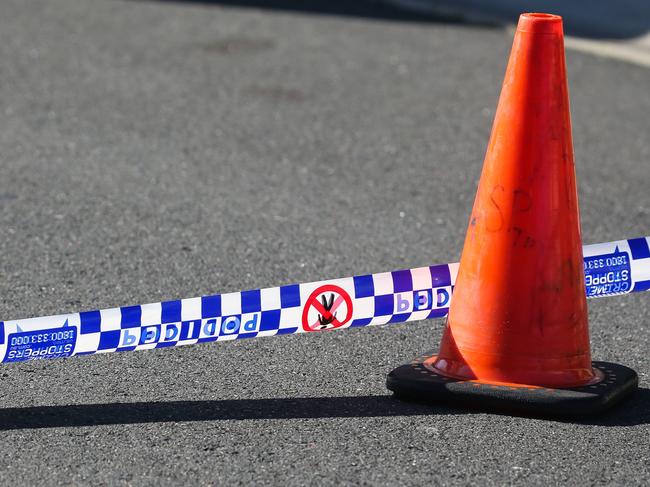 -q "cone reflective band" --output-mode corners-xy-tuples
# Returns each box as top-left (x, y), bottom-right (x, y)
(0, 236), (648, 364)
(387, 13), (639, 416)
